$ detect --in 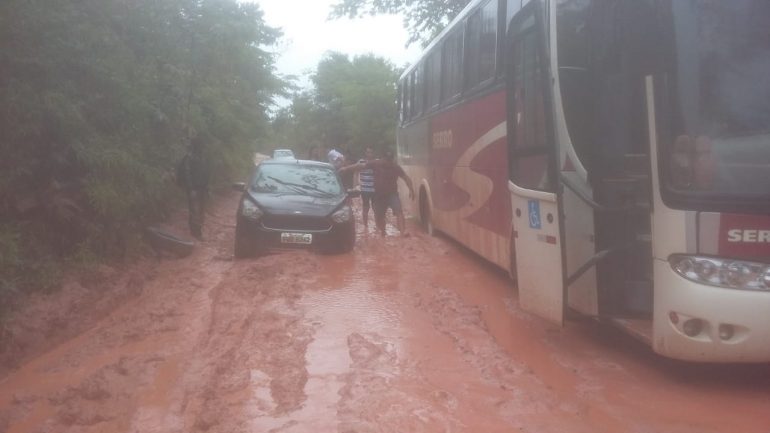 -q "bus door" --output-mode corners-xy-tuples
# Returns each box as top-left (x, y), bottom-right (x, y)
(505, 1), (566, 325)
